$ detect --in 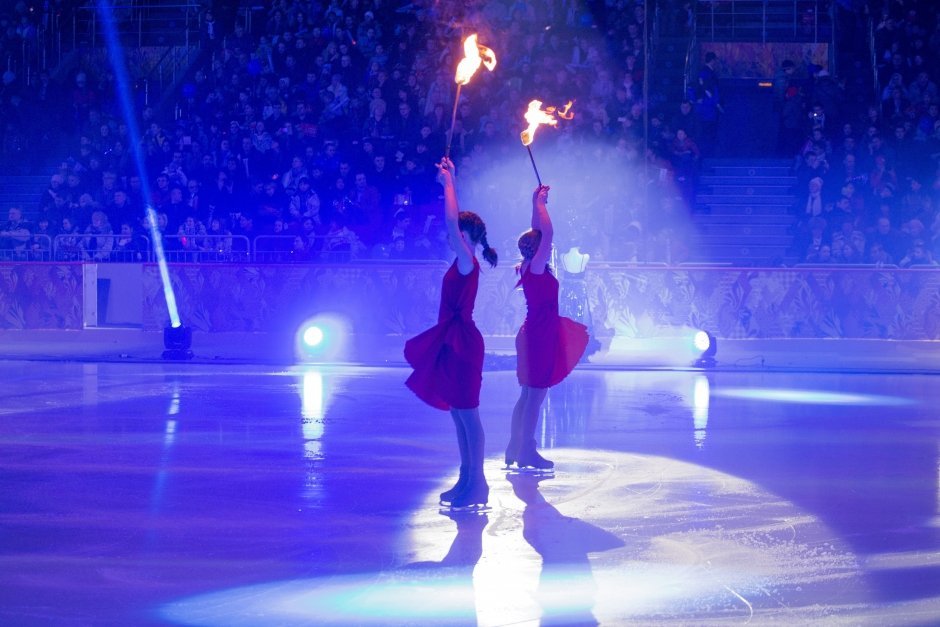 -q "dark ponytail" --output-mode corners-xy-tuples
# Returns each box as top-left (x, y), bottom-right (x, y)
(480, 232), (498, 268)
(458, 210), (498, 268)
